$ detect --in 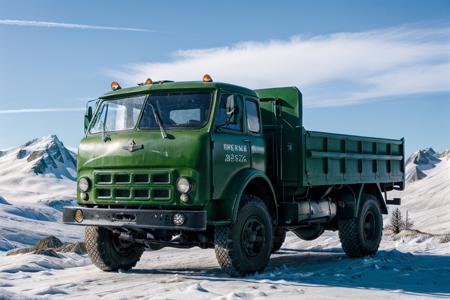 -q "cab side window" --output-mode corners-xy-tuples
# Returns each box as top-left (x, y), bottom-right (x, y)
(216, 93), (243, 131)
(245, 99), (261, 134)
